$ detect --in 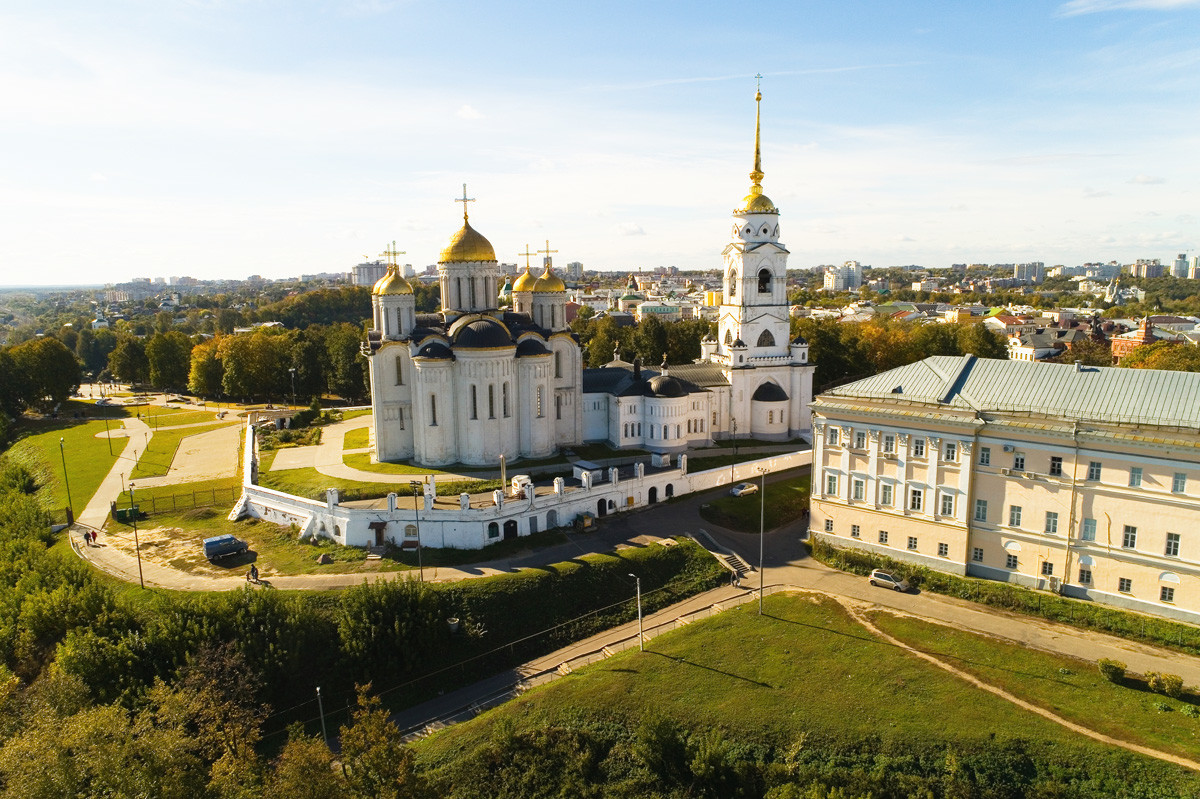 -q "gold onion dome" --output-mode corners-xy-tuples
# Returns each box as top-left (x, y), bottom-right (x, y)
(439, 219), (497, 263)
(373, 265), (413, 295)
(512, 265), (538, 292)
(533, 266), (566, 293)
